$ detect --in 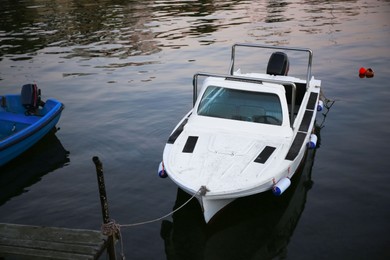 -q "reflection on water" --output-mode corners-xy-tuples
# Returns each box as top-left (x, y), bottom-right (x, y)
(0, 0), (381, 84)
(0, 130), (69, 206)
(0, 0), (379, 88)
(0, 0), (369, 63)
(161, 143), (318, 260)
(0, 0), (251, 60)
(0, 0), (389, 259)
(0, 0), (159, 59)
